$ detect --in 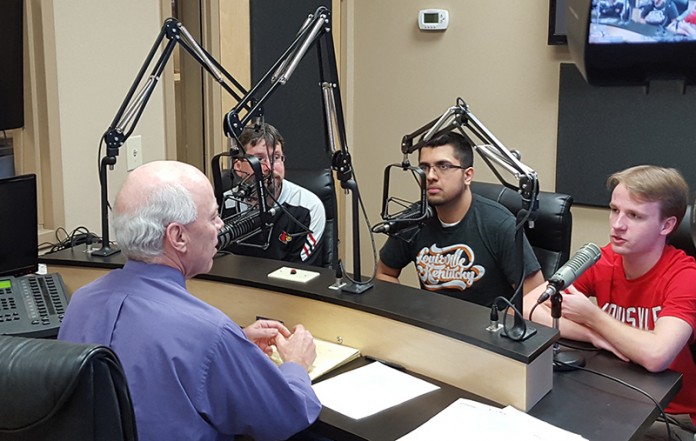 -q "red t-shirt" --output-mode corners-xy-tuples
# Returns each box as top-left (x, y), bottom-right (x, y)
(575, 244), (696, 419)
(685, 10), (696, 25)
